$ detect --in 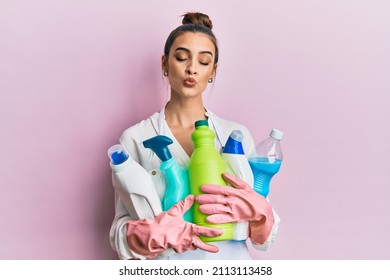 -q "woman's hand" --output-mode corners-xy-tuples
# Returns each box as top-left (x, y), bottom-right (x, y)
(126, 195), (223, 258)
(196, 173), (274, 244)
